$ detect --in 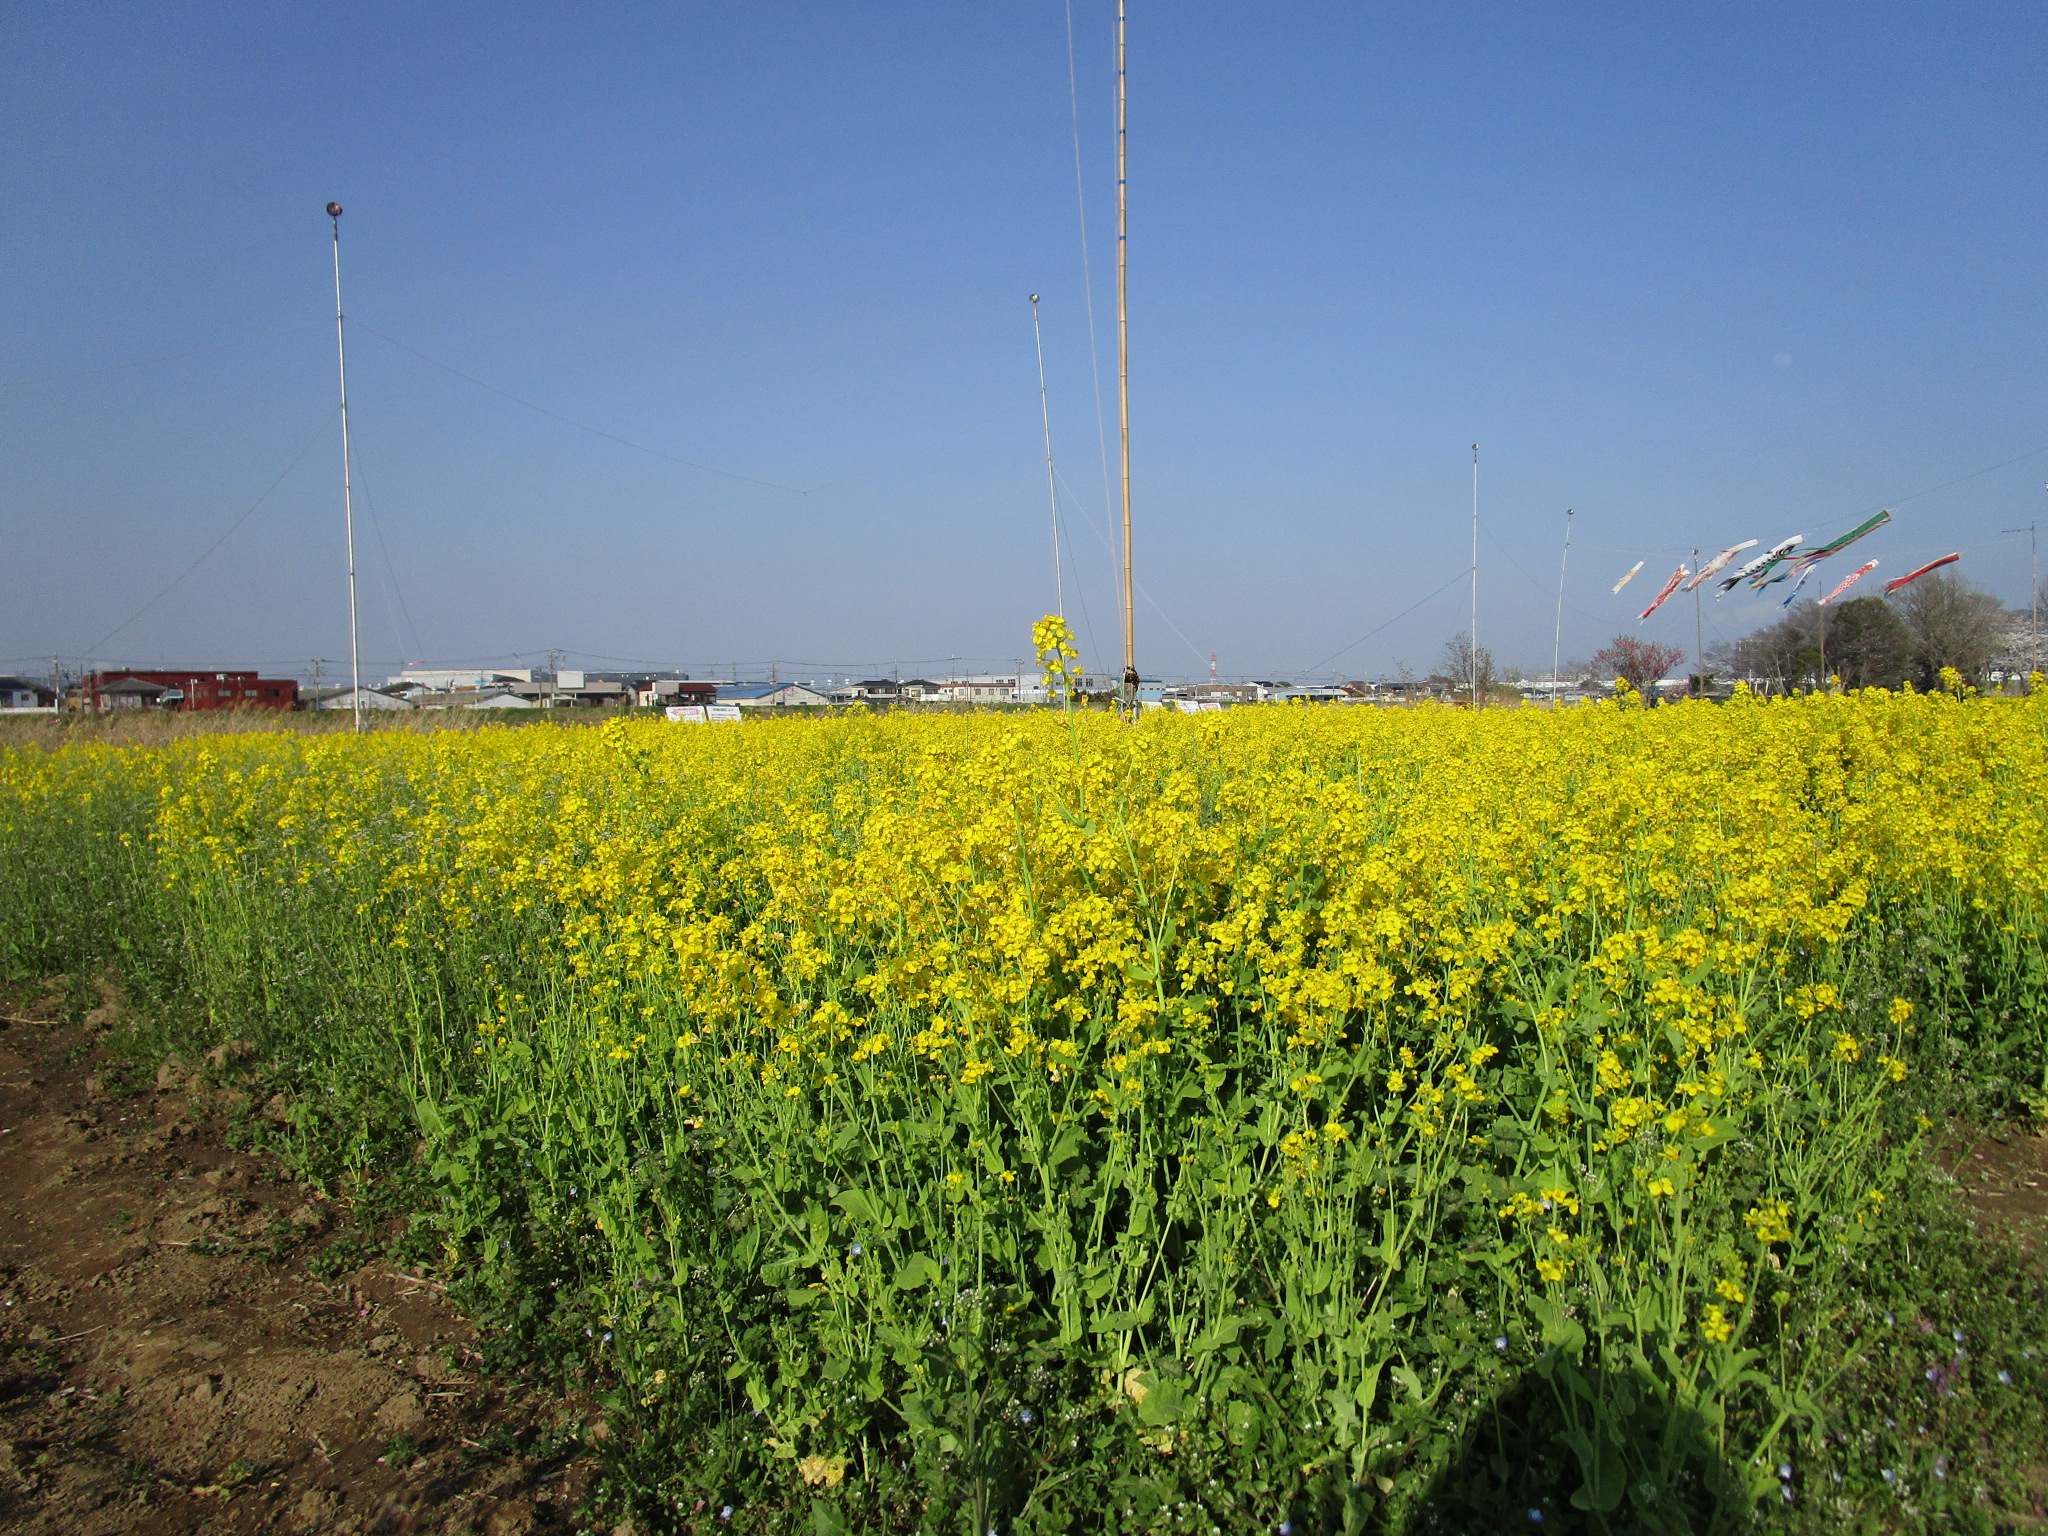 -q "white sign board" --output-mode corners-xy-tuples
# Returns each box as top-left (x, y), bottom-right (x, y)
(706, 703), (743, 723)
(665, 704), (707, 723)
